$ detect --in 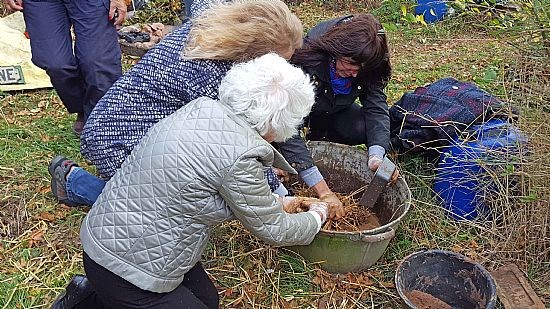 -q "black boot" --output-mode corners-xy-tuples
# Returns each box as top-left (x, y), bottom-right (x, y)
(51, 275), (93, 309)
